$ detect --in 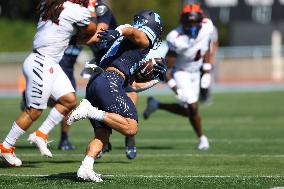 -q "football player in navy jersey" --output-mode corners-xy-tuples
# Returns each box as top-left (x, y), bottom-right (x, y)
(57, 0), (117, 150)
(67, 10), (166, 182)
(59, 0), (138, 159)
